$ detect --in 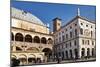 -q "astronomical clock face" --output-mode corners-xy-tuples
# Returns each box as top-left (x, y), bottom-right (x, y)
(84, 29), (90, 36)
